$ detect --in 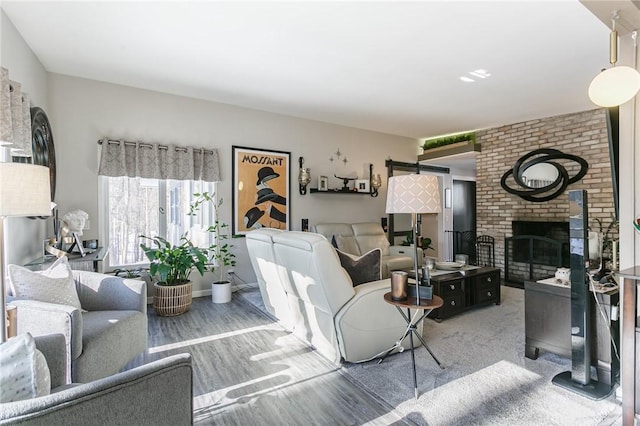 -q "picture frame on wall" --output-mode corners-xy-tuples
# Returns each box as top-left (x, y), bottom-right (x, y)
(355, 179), (370, 193)
(232, 146), (291, 236)
(318, 175), (329, 191)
